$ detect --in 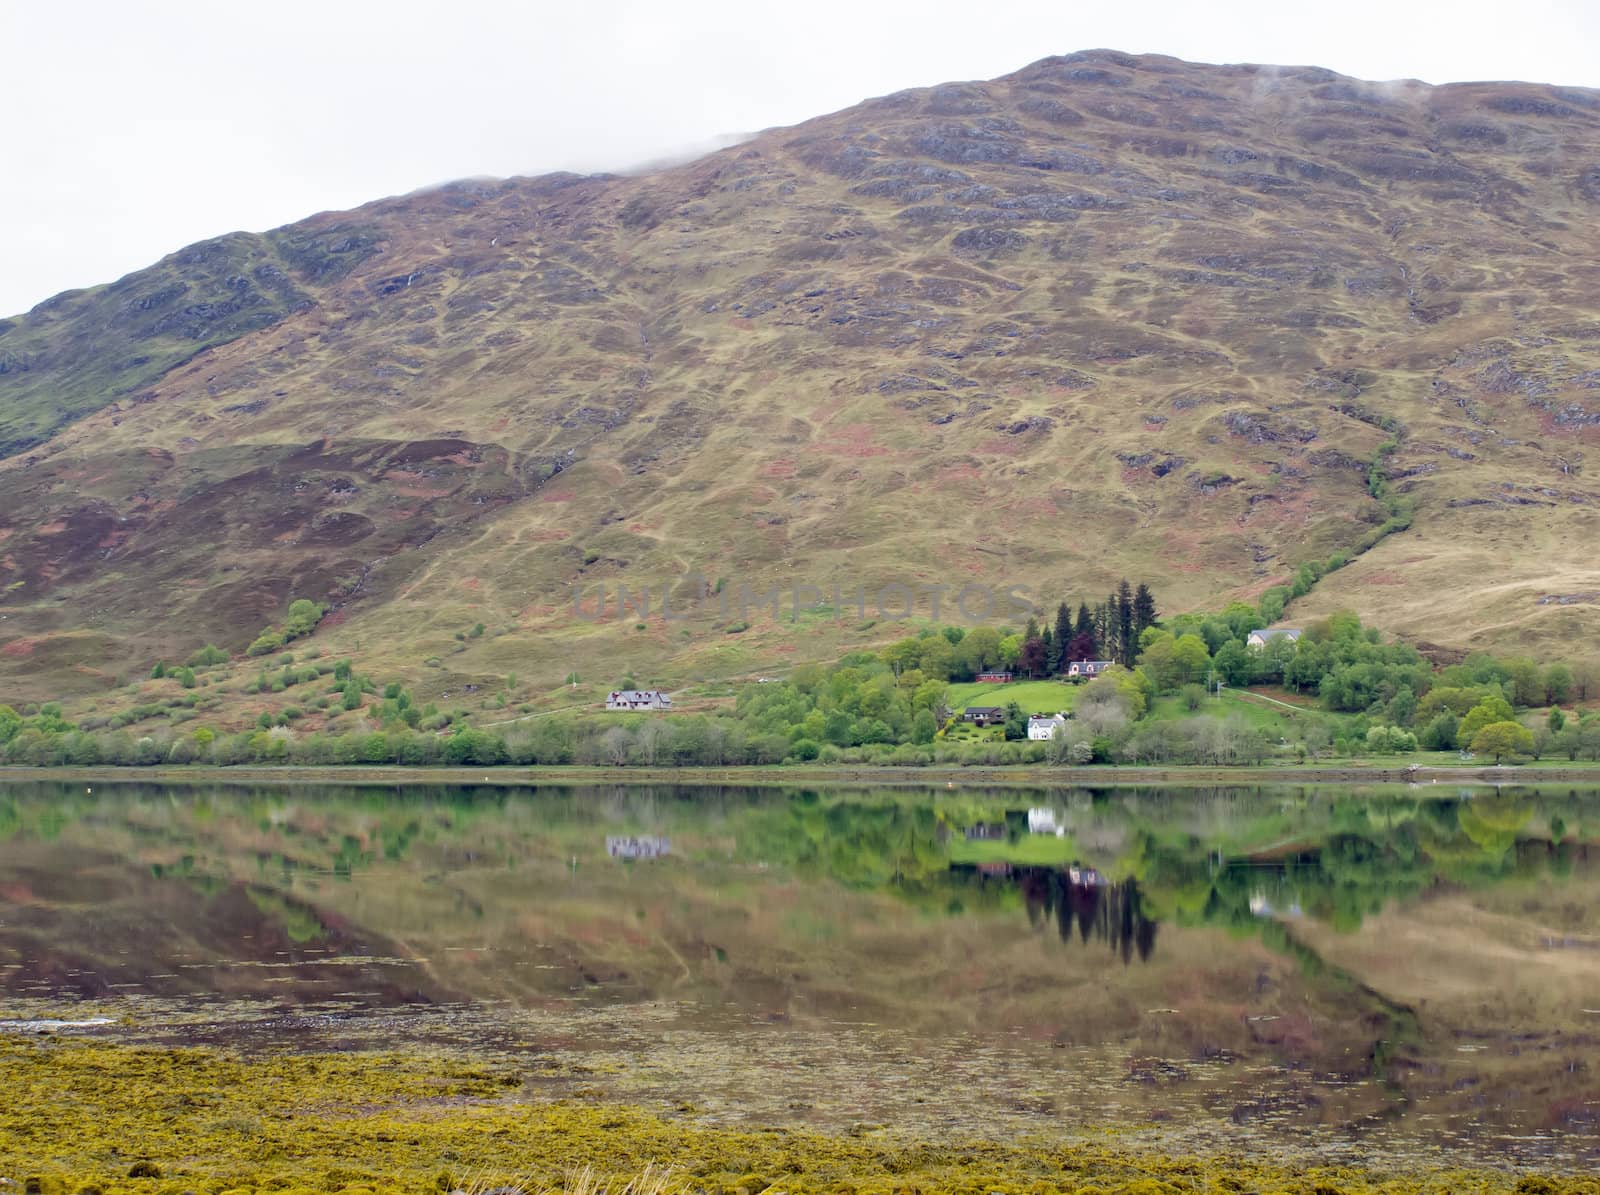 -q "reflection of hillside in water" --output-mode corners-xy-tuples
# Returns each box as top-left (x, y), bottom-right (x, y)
(2, 781), (1598, 1162)
(951, 863), (1158, 962)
